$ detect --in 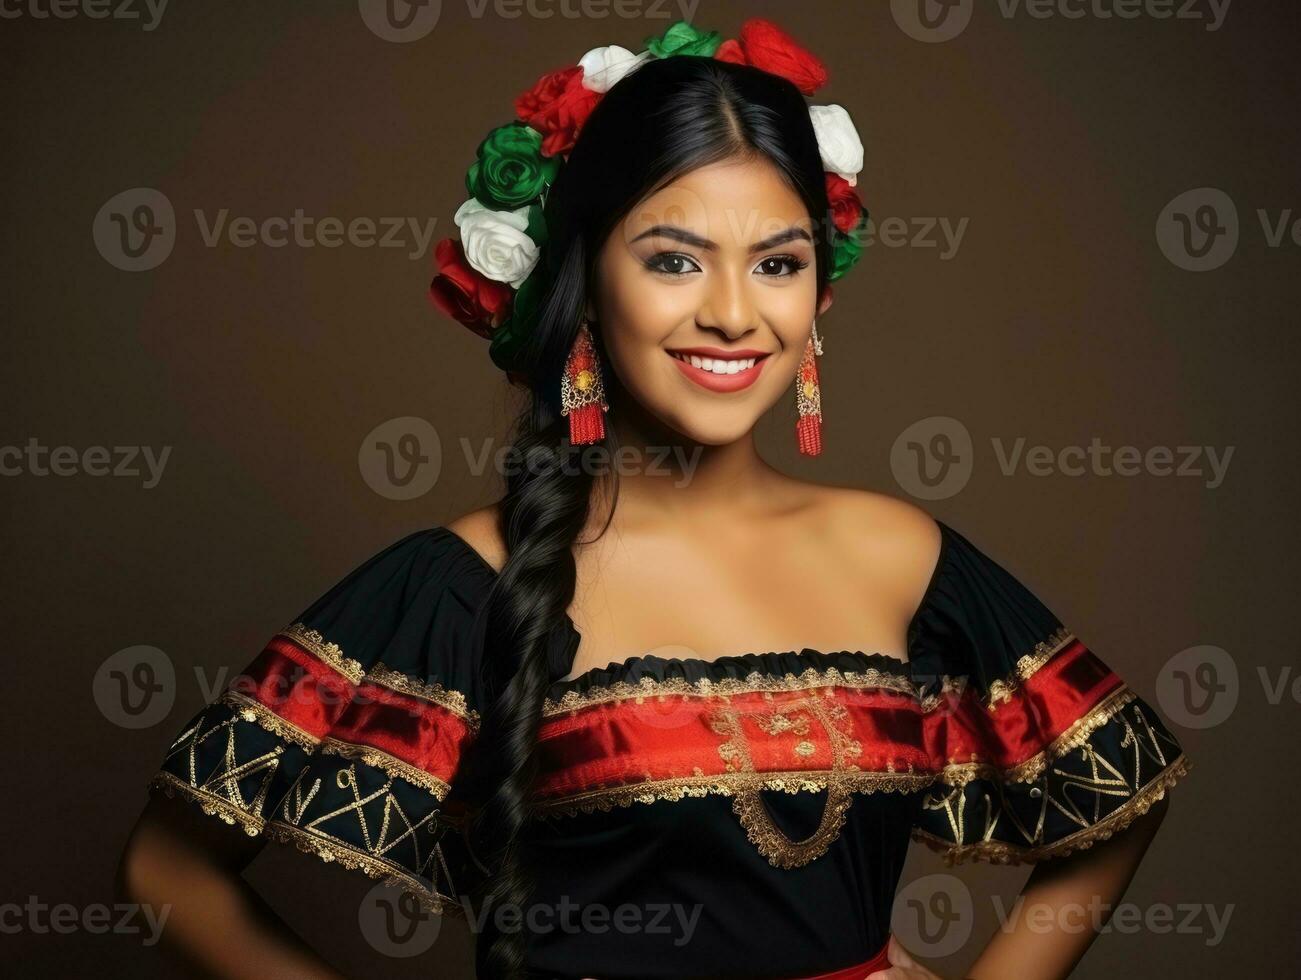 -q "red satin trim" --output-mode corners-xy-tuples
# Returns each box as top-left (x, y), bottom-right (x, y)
(924, 638), (1122, 770)
(226, 632), (474, 788)
(795, 939), (891, 978)
(534, 639), (1123, 804)
(230, 634), (358, 738)
(331, 680), (474, 784)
